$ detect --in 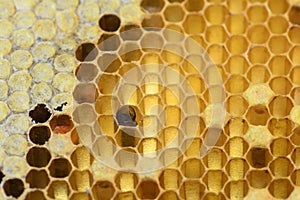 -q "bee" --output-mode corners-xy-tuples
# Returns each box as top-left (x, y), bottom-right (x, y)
(116, 105), (137, 126)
